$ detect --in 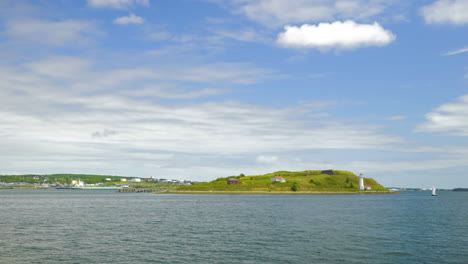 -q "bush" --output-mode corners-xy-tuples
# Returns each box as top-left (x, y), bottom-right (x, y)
(291, 182), (299, 192)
